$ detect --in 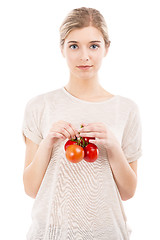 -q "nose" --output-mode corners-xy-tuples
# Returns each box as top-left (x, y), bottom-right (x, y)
(80, 47), (90, 61)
